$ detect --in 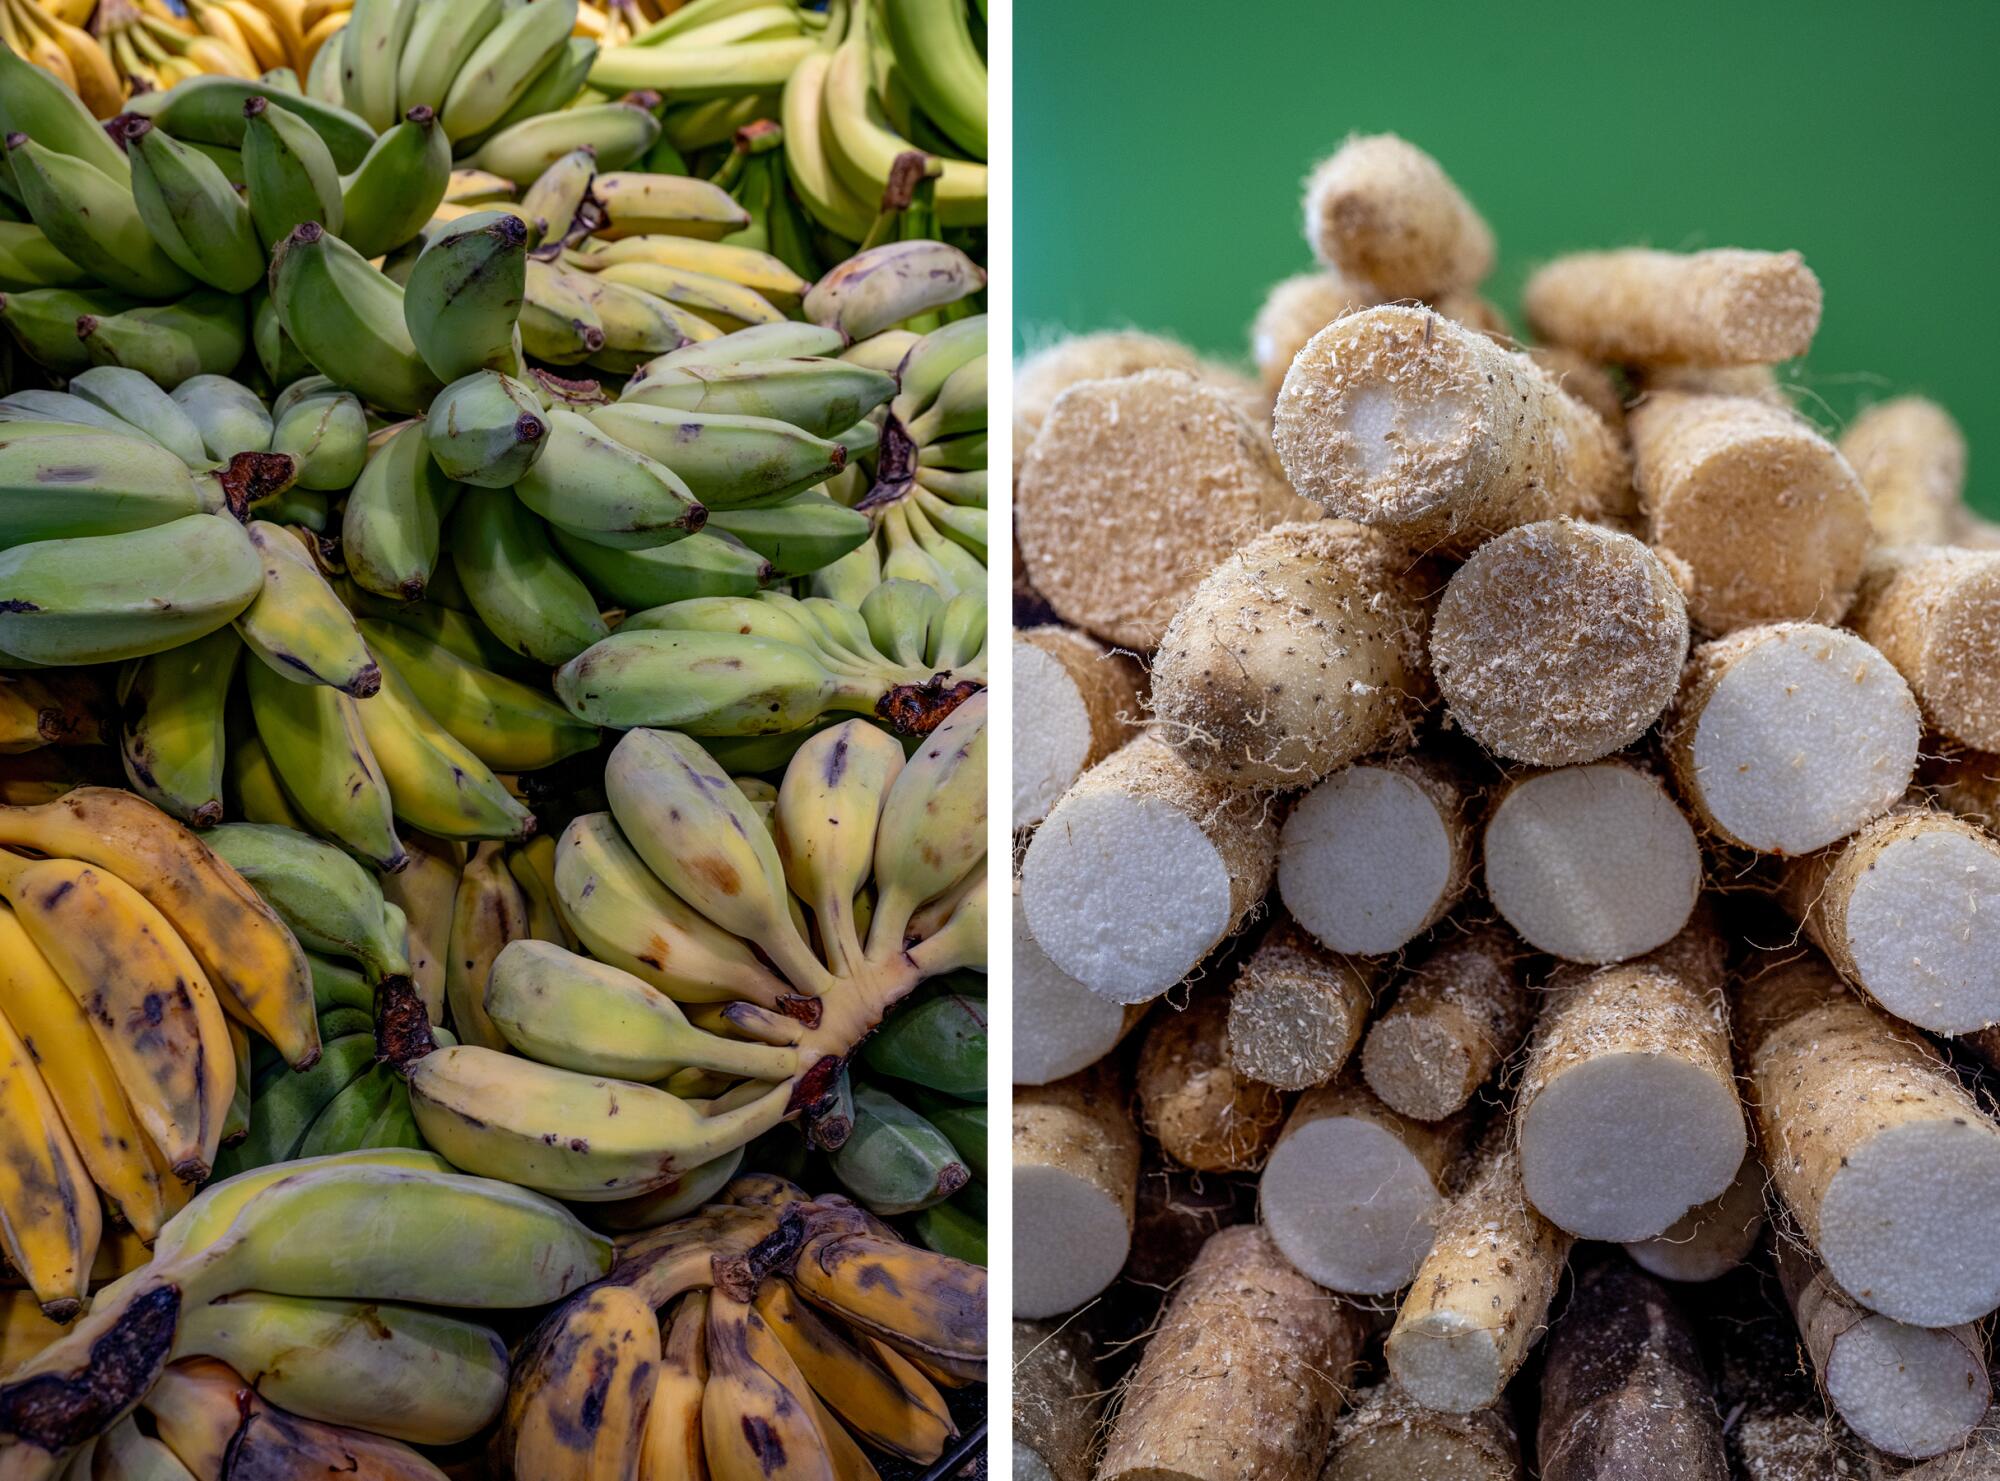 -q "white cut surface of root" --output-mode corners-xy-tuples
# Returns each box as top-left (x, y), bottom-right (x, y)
(1012, 889), (1140, 1086)
(1011, 1070), (1140, 1321)
(1010, 627), (1144, 829)
(1279, 762), (1462, 955)
(1483, 763), (1700, 962)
